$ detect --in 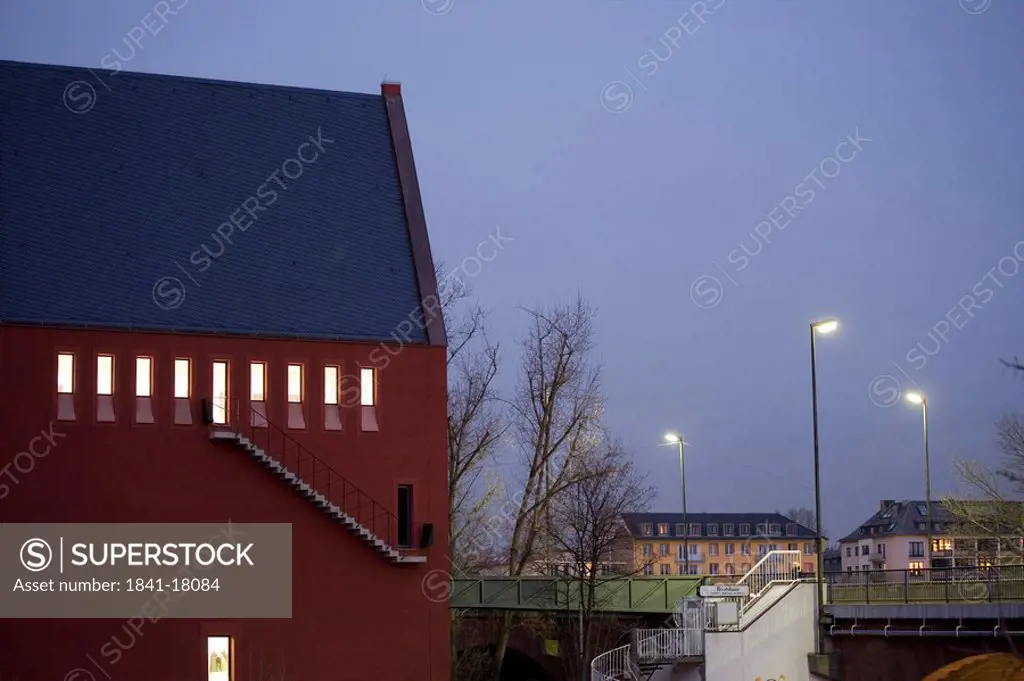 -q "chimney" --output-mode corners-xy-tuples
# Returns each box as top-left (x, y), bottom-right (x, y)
(381, 81), (402, 96)
(880, 499), (895, 512)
